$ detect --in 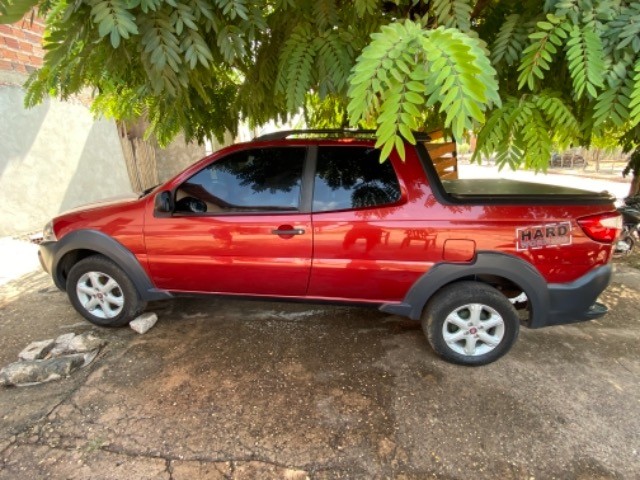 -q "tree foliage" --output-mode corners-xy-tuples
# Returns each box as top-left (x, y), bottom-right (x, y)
(347, 21), (499, 159)
(1, 0), (640, 167)
(476, 0), (640, 168)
